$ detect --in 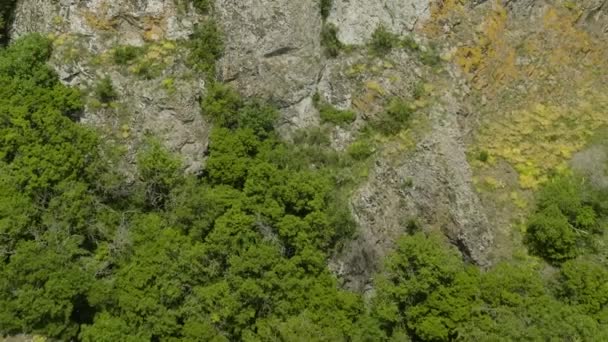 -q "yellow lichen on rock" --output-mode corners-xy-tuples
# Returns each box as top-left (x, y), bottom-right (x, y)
(476, 93), (608, 189)
(435, 1), (608, 191)
(454, 2), (518, 95)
